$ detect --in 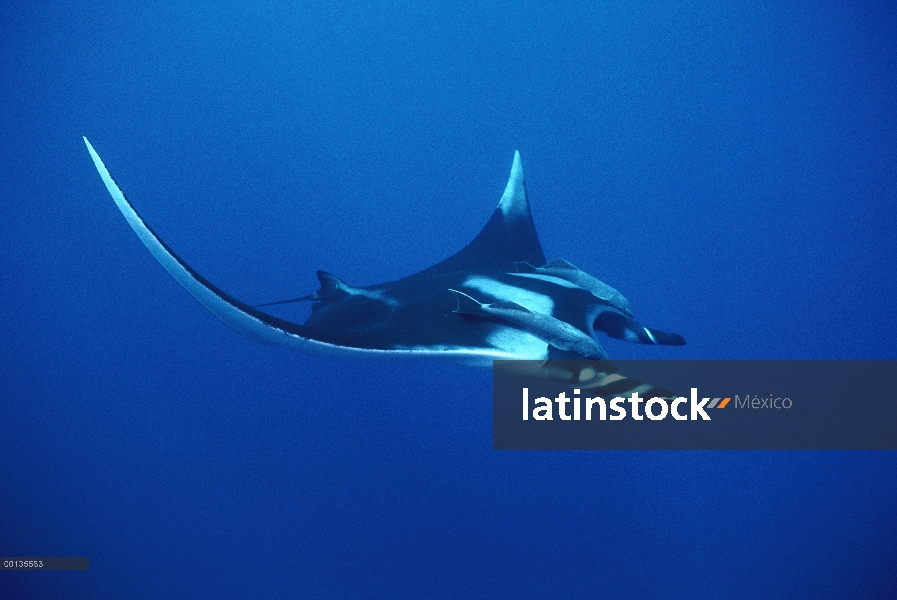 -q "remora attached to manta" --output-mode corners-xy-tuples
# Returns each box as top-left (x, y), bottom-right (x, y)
(84, 138), (684, 375)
